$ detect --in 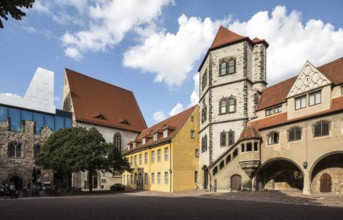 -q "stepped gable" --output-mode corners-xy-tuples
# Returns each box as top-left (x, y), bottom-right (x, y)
(65, 68), (147, 132)
(123, 105), (197, 154)
(257, 57), (343, 111)
(238, 126), (261, 142)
